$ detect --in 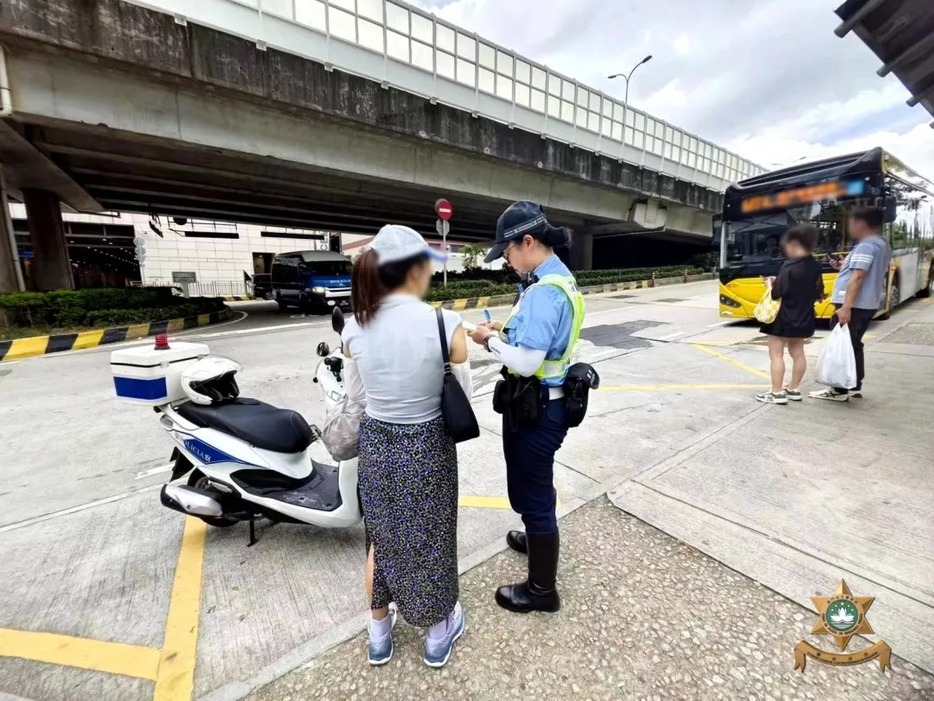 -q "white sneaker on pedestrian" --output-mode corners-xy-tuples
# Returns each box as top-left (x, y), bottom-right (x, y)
(809, 388), (849, 402)
(756, 391), (788, 405)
